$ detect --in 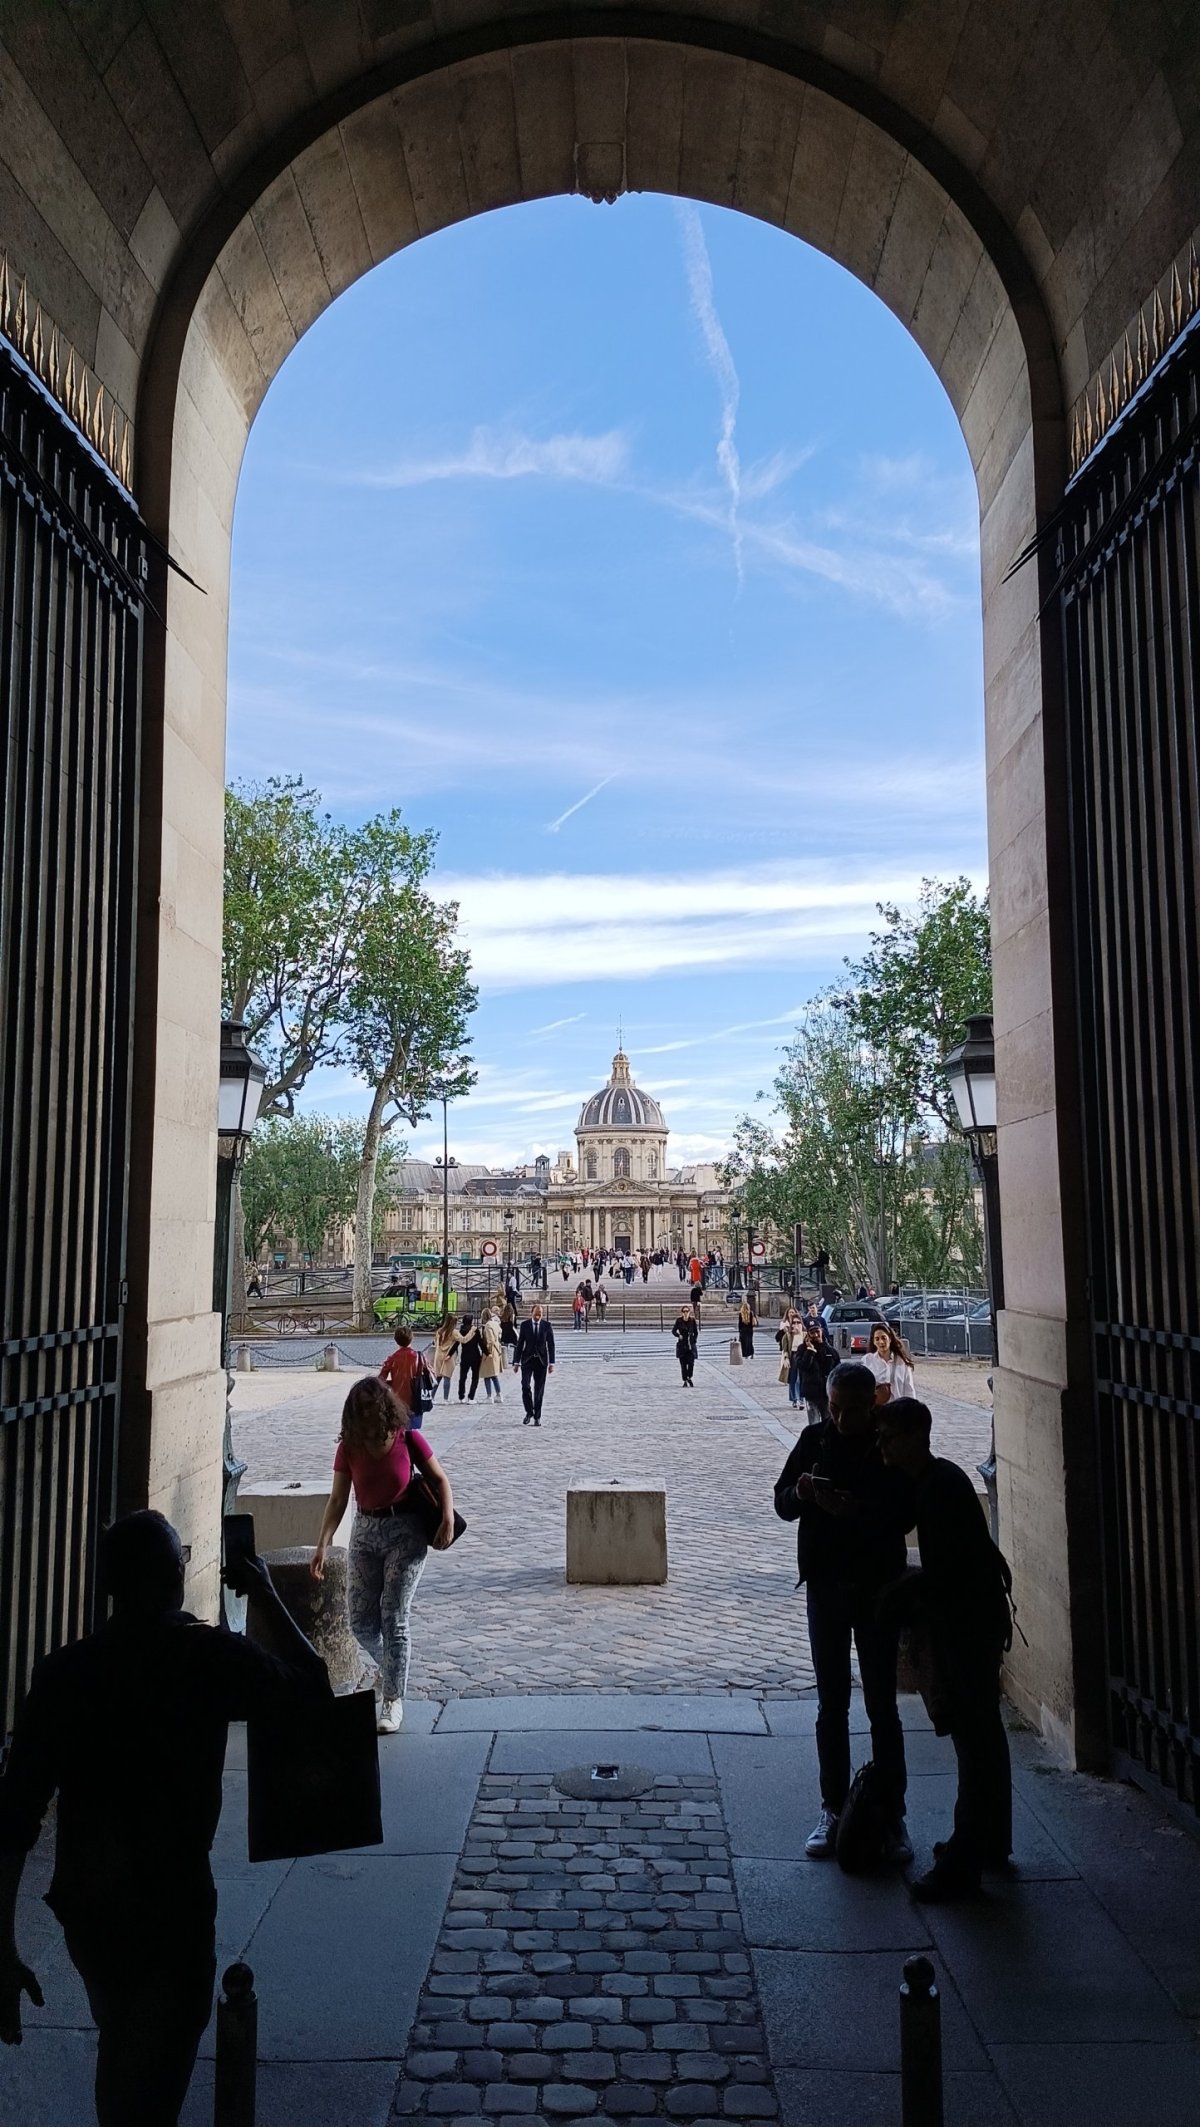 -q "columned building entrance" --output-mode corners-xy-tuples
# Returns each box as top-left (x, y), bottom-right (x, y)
(1, 3), (1199, 1810)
